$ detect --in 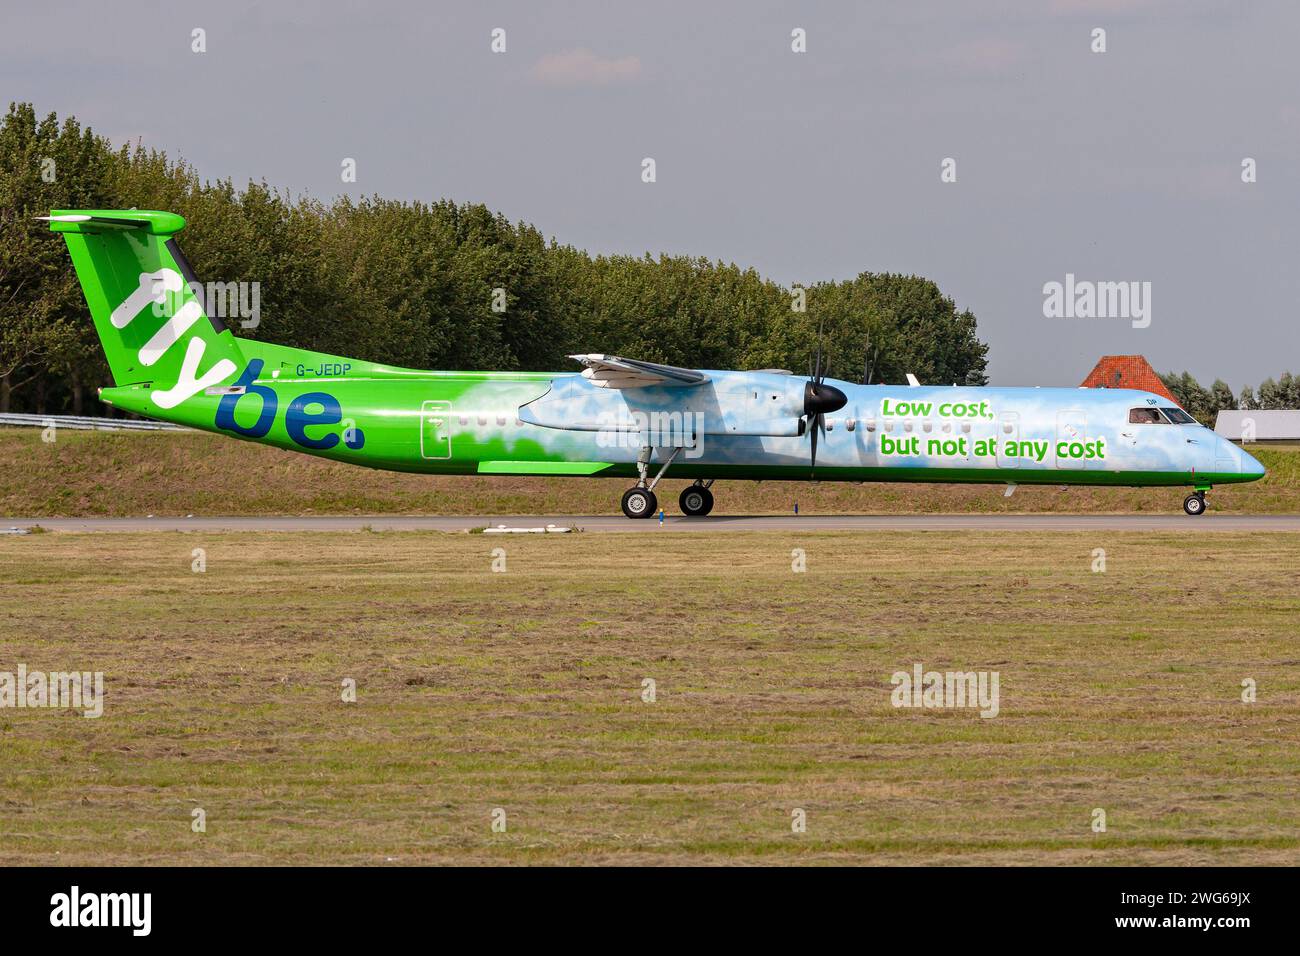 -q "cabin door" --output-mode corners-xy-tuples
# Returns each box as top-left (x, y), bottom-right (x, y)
(421, 400), (453, 459)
